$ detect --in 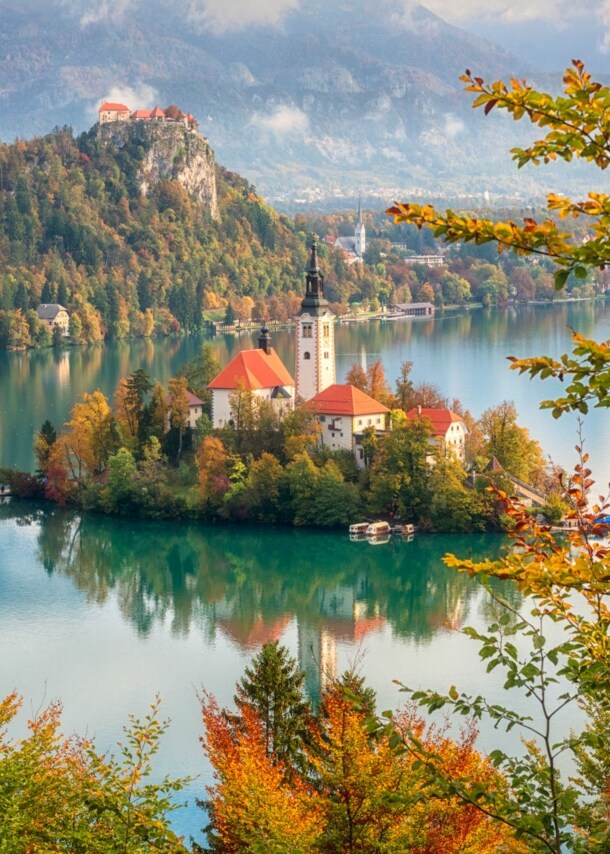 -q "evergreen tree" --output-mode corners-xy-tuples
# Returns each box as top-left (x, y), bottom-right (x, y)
(233, 641), (311, 775)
